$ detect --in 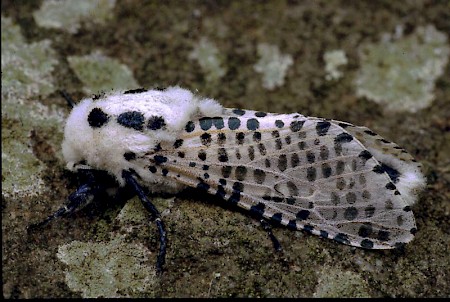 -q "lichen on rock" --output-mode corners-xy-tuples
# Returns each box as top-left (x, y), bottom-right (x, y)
(355, 24), (450, 112)
(253, 43), (293, 90)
